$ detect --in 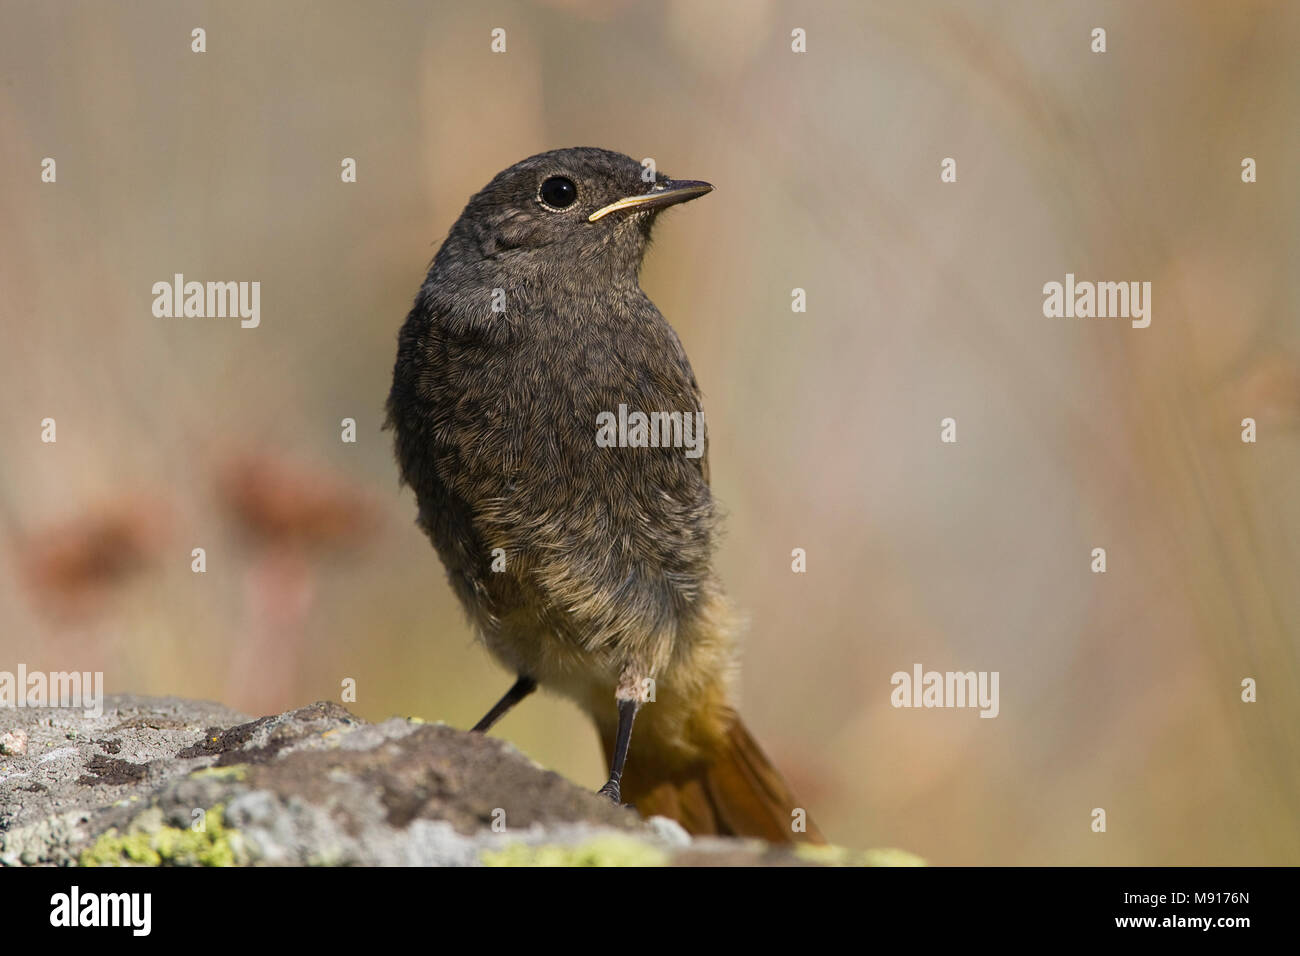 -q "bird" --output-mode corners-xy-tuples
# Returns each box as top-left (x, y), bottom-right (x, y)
(386, 147), (823, 843)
